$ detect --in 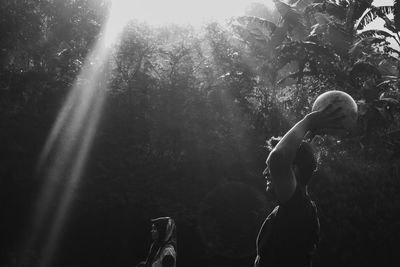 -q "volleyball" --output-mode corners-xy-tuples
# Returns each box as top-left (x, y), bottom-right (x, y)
(312, 90), (358, 132)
